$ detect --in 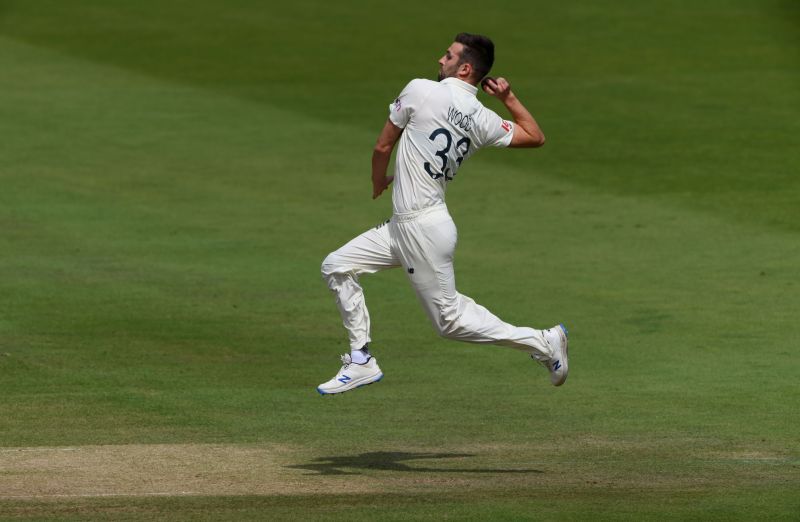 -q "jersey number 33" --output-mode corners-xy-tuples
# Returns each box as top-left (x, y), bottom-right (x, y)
(423, 127), (471, 182)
